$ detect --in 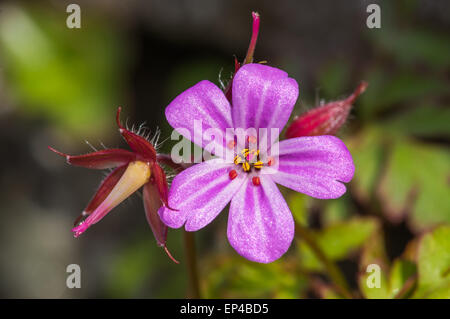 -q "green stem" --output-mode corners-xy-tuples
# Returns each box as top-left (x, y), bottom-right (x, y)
(156, 154), (192, 171)
(295, 222), (353, 298)
(394, 275), (417, 299)
(184, 230), (201, 298)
